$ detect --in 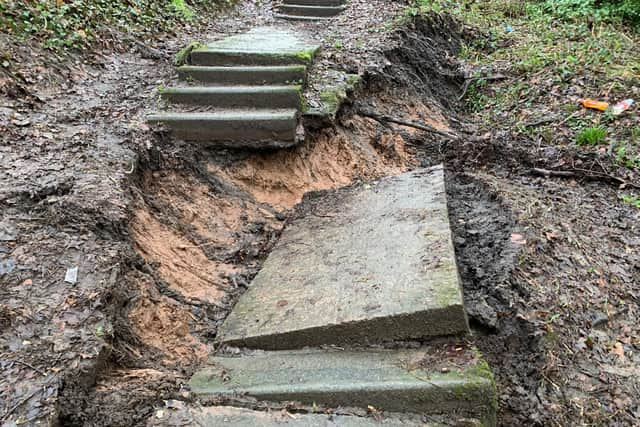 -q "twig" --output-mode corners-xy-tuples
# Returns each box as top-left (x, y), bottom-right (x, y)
(523, 117), (557, 128)
(12, 360), (47, 376)
(357, 110), (458, 140)
(175, 241), (219, 250)
(458, 74), (508, 100)
(531, 168), (576, 178)
(531, 167), (640, 189)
